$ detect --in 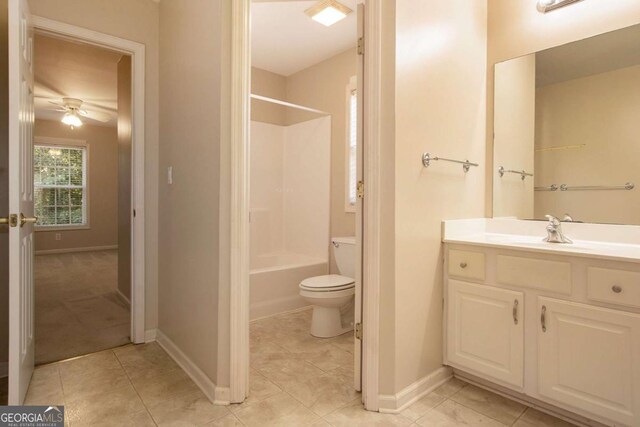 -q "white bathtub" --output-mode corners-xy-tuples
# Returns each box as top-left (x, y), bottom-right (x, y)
(250, 253), (328, 320)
